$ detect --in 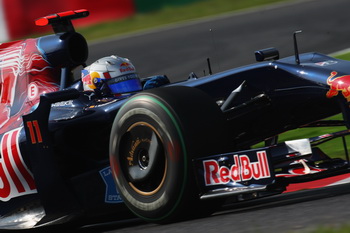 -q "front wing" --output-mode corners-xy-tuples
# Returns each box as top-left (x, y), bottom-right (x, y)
(194, 148), (276, 200)
(194, 133), (350, 200)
